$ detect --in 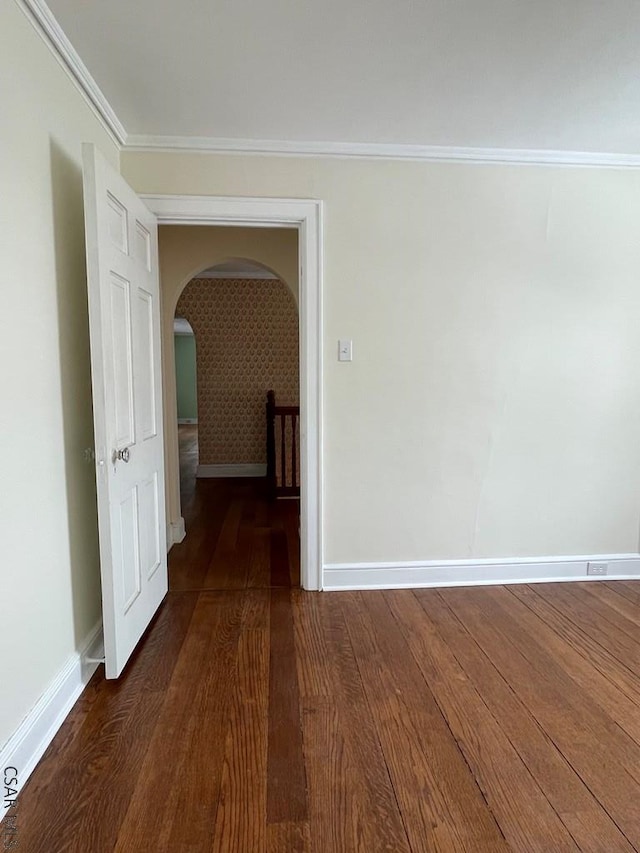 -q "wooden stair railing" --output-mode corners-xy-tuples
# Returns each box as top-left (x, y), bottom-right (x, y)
(266, 390), (300, 500)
